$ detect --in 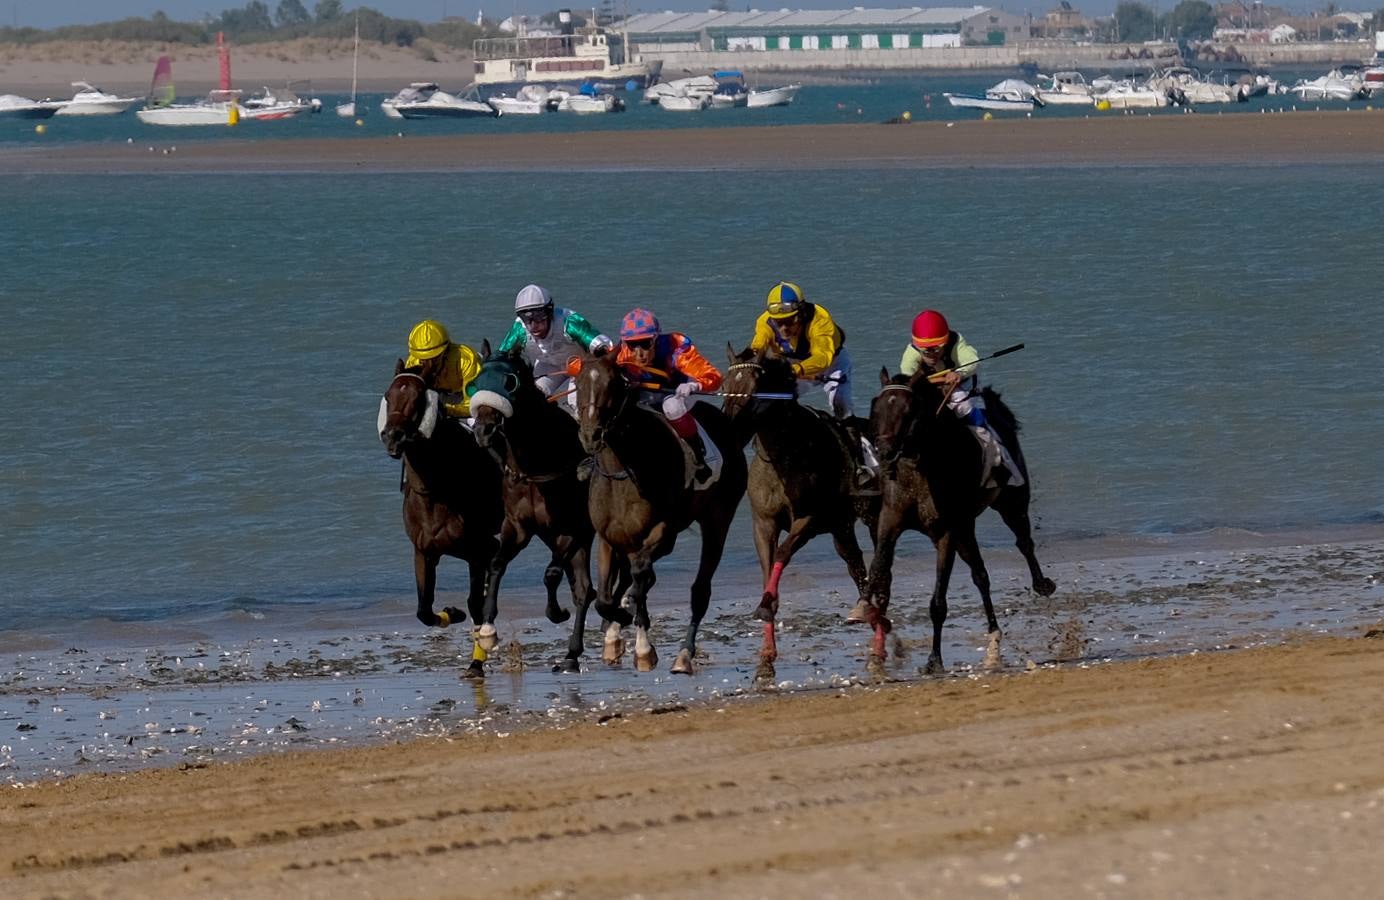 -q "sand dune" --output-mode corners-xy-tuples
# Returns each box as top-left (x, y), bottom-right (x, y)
(0, 38), (472, 96)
